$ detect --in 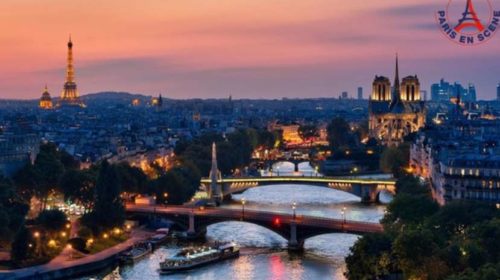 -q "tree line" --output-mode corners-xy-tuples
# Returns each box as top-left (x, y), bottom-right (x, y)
(345, 176), (500, 279)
